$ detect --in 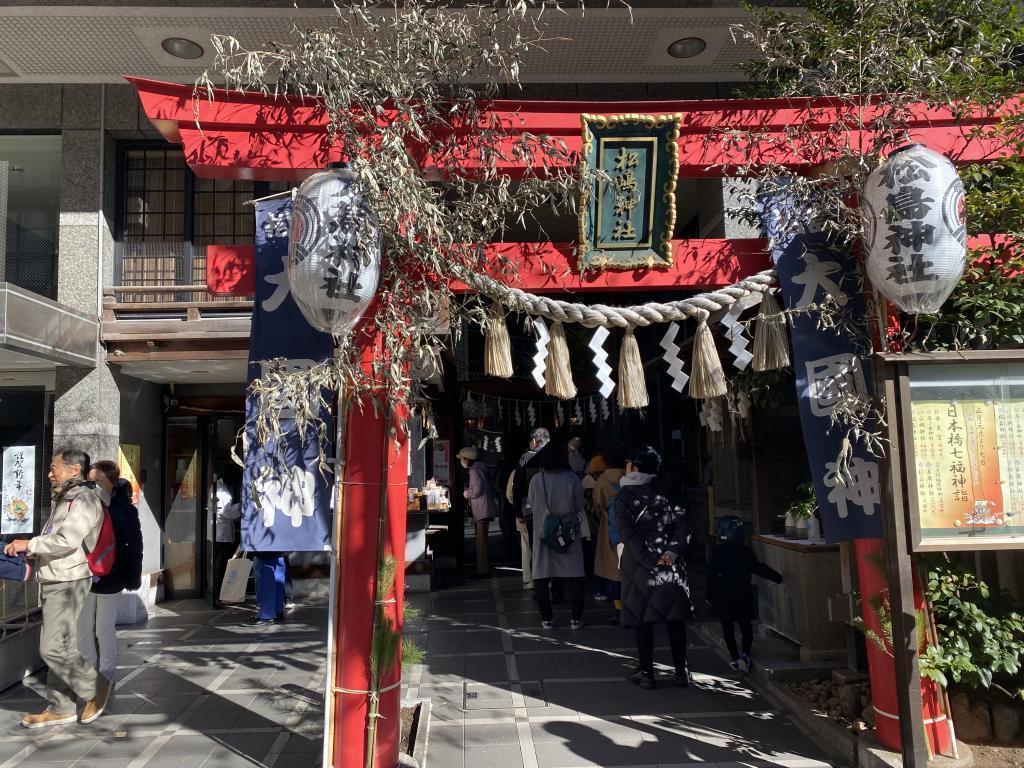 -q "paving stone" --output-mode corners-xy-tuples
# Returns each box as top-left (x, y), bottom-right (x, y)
(464, 721), (520, 746)
(464, 743), (524, 768)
